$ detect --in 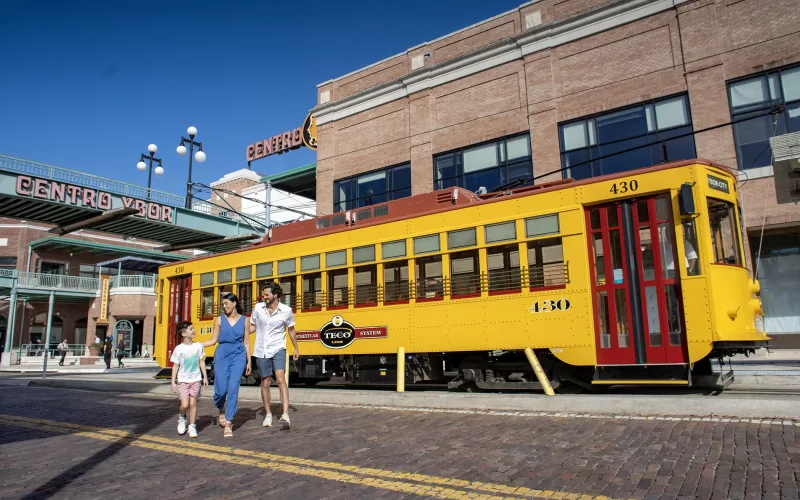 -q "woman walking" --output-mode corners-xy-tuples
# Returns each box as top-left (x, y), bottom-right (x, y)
(116, 342), (126, 368)
(202, 292), (250, 437)
(103, 336), (113, 370)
